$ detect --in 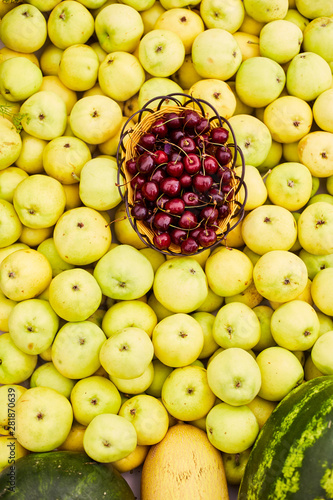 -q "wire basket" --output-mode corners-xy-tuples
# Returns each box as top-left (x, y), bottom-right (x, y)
(116, 93), (247, 256)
